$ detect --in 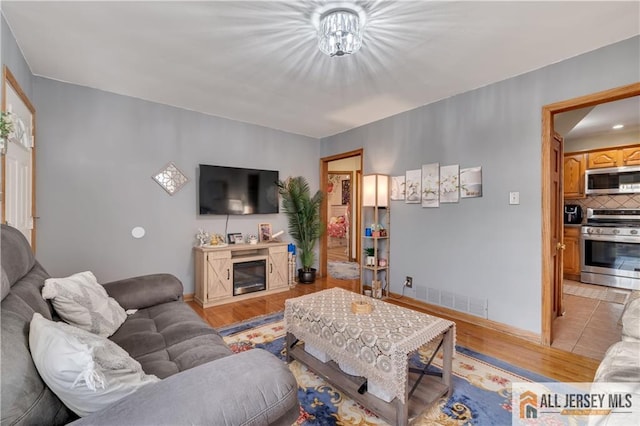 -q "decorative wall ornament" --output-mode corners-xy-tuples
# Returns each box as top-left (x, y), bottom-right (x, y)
(341, 179), (351, 205)
(391, 176), (405, 200)
(421, 163), (439, 208)
(152, 162), (189, 195)
(460, 167), (483, 198)
(405, 169), (421, 204)
(439, 164), (460, 203)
